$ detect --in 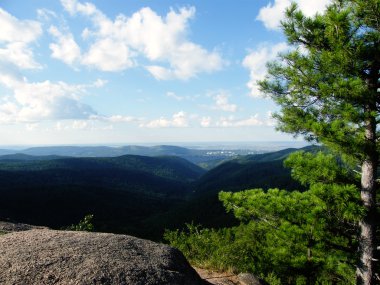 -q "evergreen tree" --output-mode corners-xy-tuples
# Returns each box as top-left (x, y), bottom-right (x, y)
(259, 0), (380, 284)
